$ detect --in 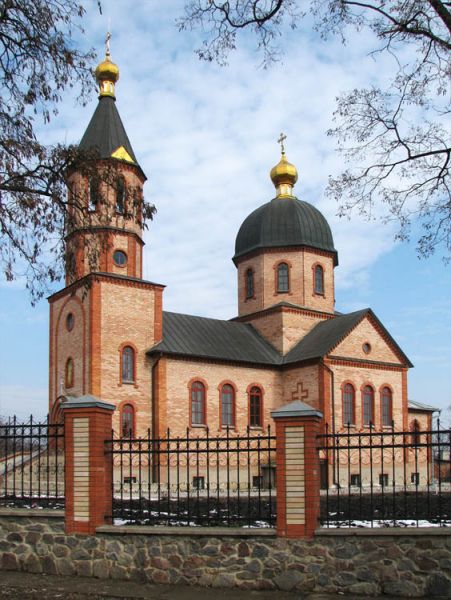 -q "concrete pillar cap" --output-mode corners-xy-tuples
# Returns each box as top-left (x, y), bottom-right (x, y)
(61, 395), (115, 411)
(271, 400), (323, 419)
